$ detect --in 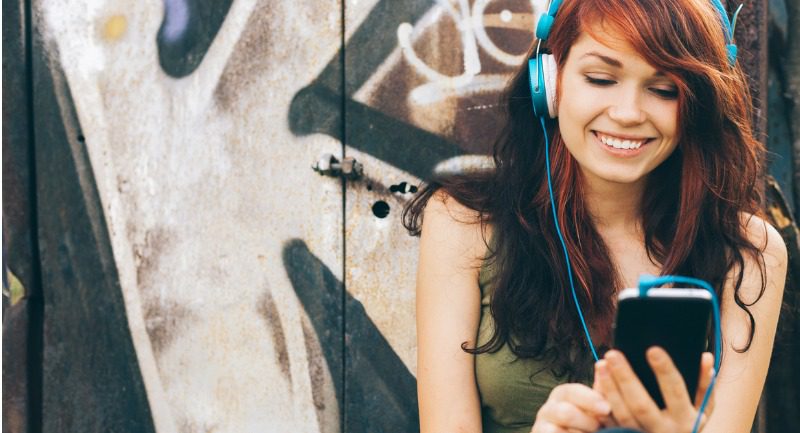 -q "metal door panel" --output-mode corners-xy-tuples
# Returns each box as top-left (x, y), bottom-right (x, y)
(341, 1), (542, 431)
(33, 0), (344, 431)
